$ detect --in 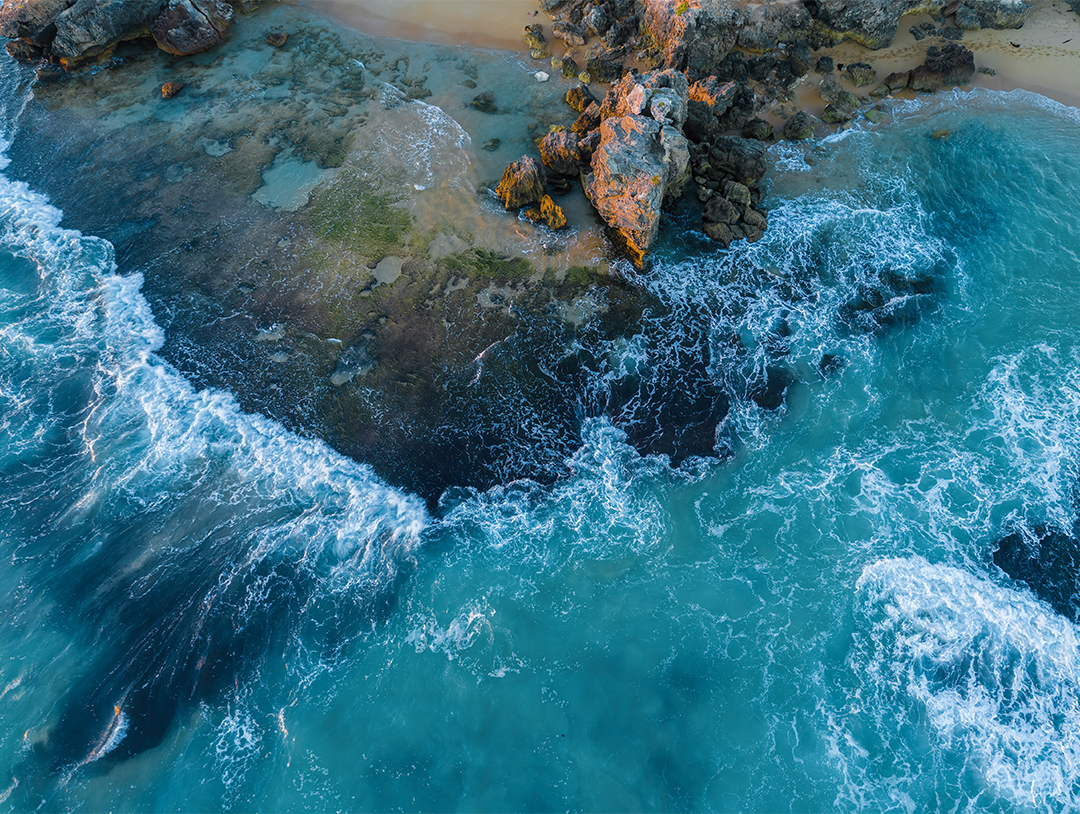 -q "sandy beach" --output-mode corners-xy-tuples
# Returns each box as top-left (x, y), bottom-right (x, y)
(298, 0), (1080, 112)
(297, 0), (541, 51)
